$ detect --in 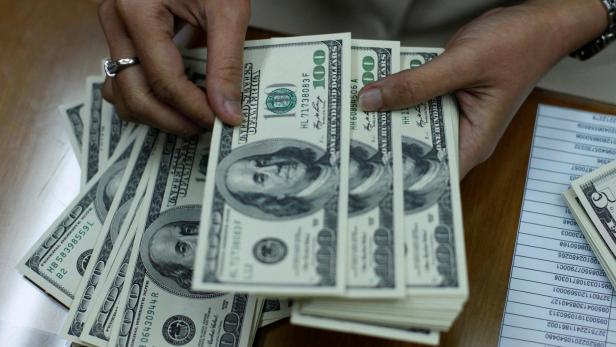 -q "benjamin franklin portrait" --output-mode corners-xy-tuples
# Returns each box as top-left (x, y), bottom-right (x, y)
(215, 139), (339, 220)
(148, 221), (198, 290)
(348, 140), (392, 216)
(401, 136), (450, 214)
(140, 206), (219, 298)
